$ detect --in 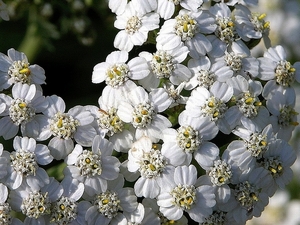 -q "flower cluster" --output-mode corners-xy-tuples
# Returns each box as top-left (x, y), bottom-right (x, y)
(0, 0), (299, 225)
